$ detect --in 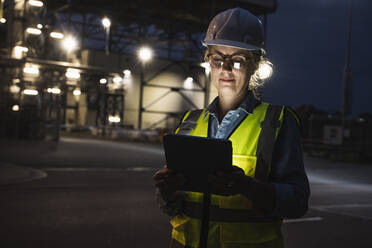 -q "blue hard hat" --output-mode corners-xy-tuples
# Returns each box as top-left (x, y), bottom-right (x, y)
(203, 8), (265, 52)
